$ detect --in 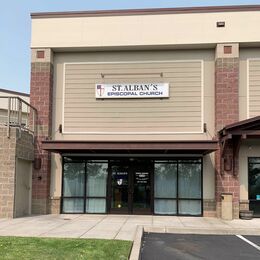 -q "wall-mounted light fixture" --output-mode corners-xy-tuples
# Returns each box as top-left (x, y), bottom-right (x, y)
(224, 156), (233, 171)
(203, 123), (207, 133)
(34, 157), (42, 170)
(58, 124), (62, 133)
